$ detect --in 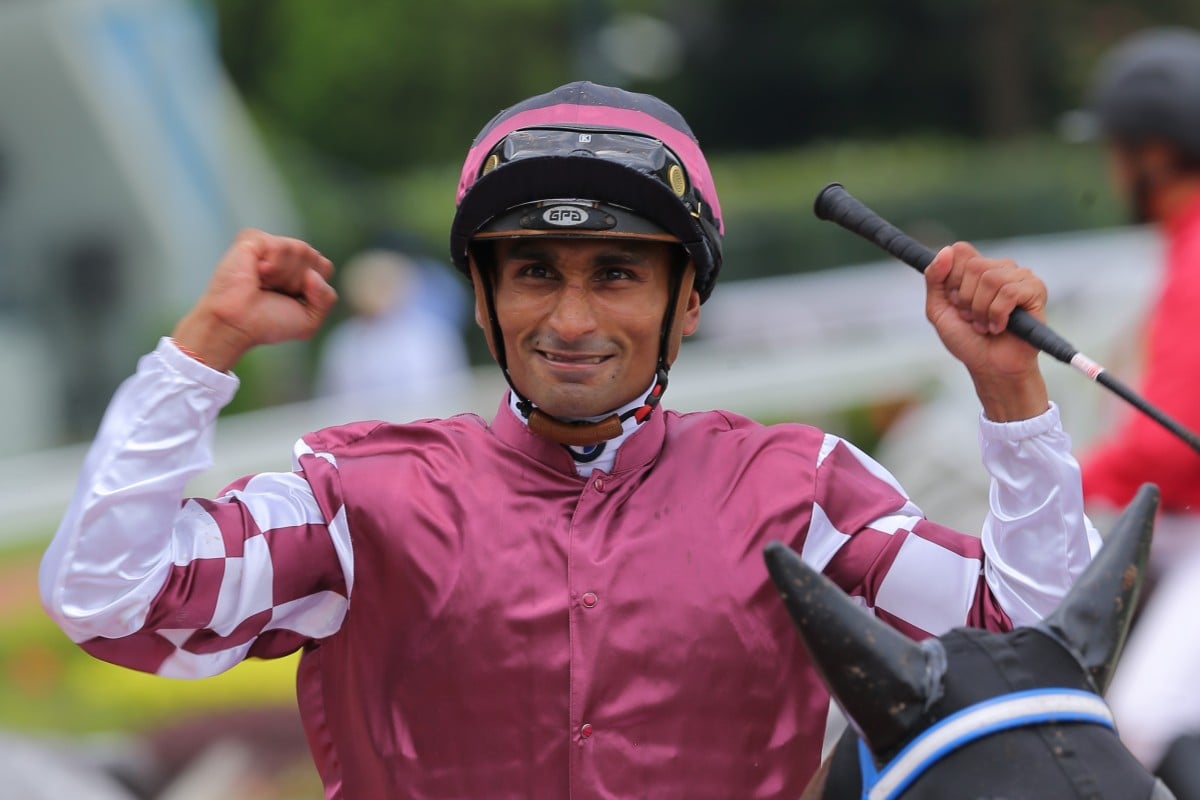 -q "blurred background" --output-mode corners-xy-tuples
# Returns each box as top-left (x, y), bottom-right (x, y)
(1, 0), (1195, 797)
